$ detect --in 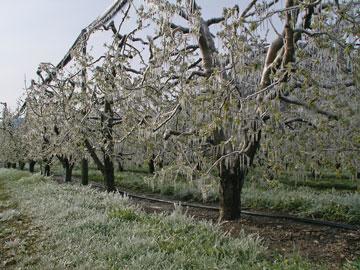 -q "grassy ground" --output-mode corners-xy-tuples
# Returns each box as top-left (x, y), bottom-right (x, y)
(67, 166), (360, 225)
(242, 184), (360, 224)
(0, 170), (43, 268)
(29, 163), (360, 224)
(0, 168), (339, 269)
(277, 173), (358, 191)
